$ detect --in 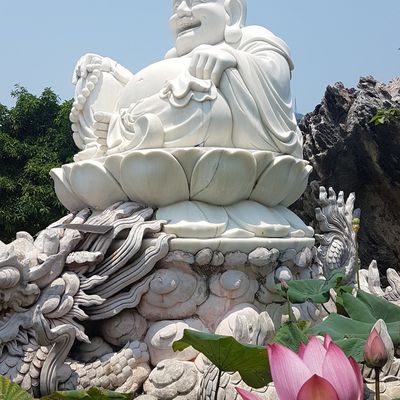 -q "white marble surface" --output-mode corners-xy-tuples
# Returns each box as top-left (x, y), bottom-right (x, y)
(52, 149), (311, 211)
(144, 319), (208, 366)
(38, 2), (325, 396)
(68, 0), (302, 160)
(52, 0), (308, 242)
(157, 237), (315, 254)
(138, 265), (207, 321)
